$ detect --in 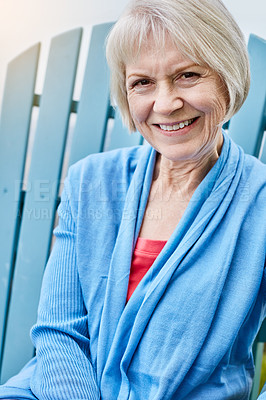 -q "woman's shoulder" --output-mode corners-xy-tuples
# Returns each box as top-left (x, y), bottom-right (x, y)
(225, 132), (265, 185)
(69, 146), (147, 175)
(58, 145), (151, 217)
(67, 145), (148, 183)
(240, 154), (266, 216)
(242, 152), (266, 185)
